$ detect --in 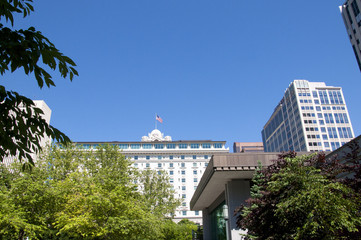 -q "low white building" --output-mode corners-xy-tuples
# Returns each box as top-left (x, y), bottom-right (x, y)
(75, 129), (229, 224)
